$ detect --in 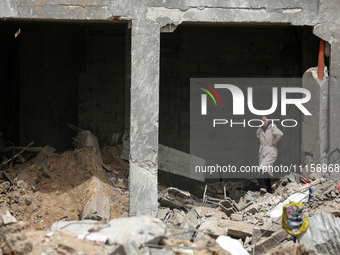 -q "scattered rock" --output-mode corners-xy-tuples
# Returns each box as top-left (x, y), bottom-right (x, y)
(2, 211), (17, 225)
(0, 181), (10, 194)
(5, 233), (32, 255)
